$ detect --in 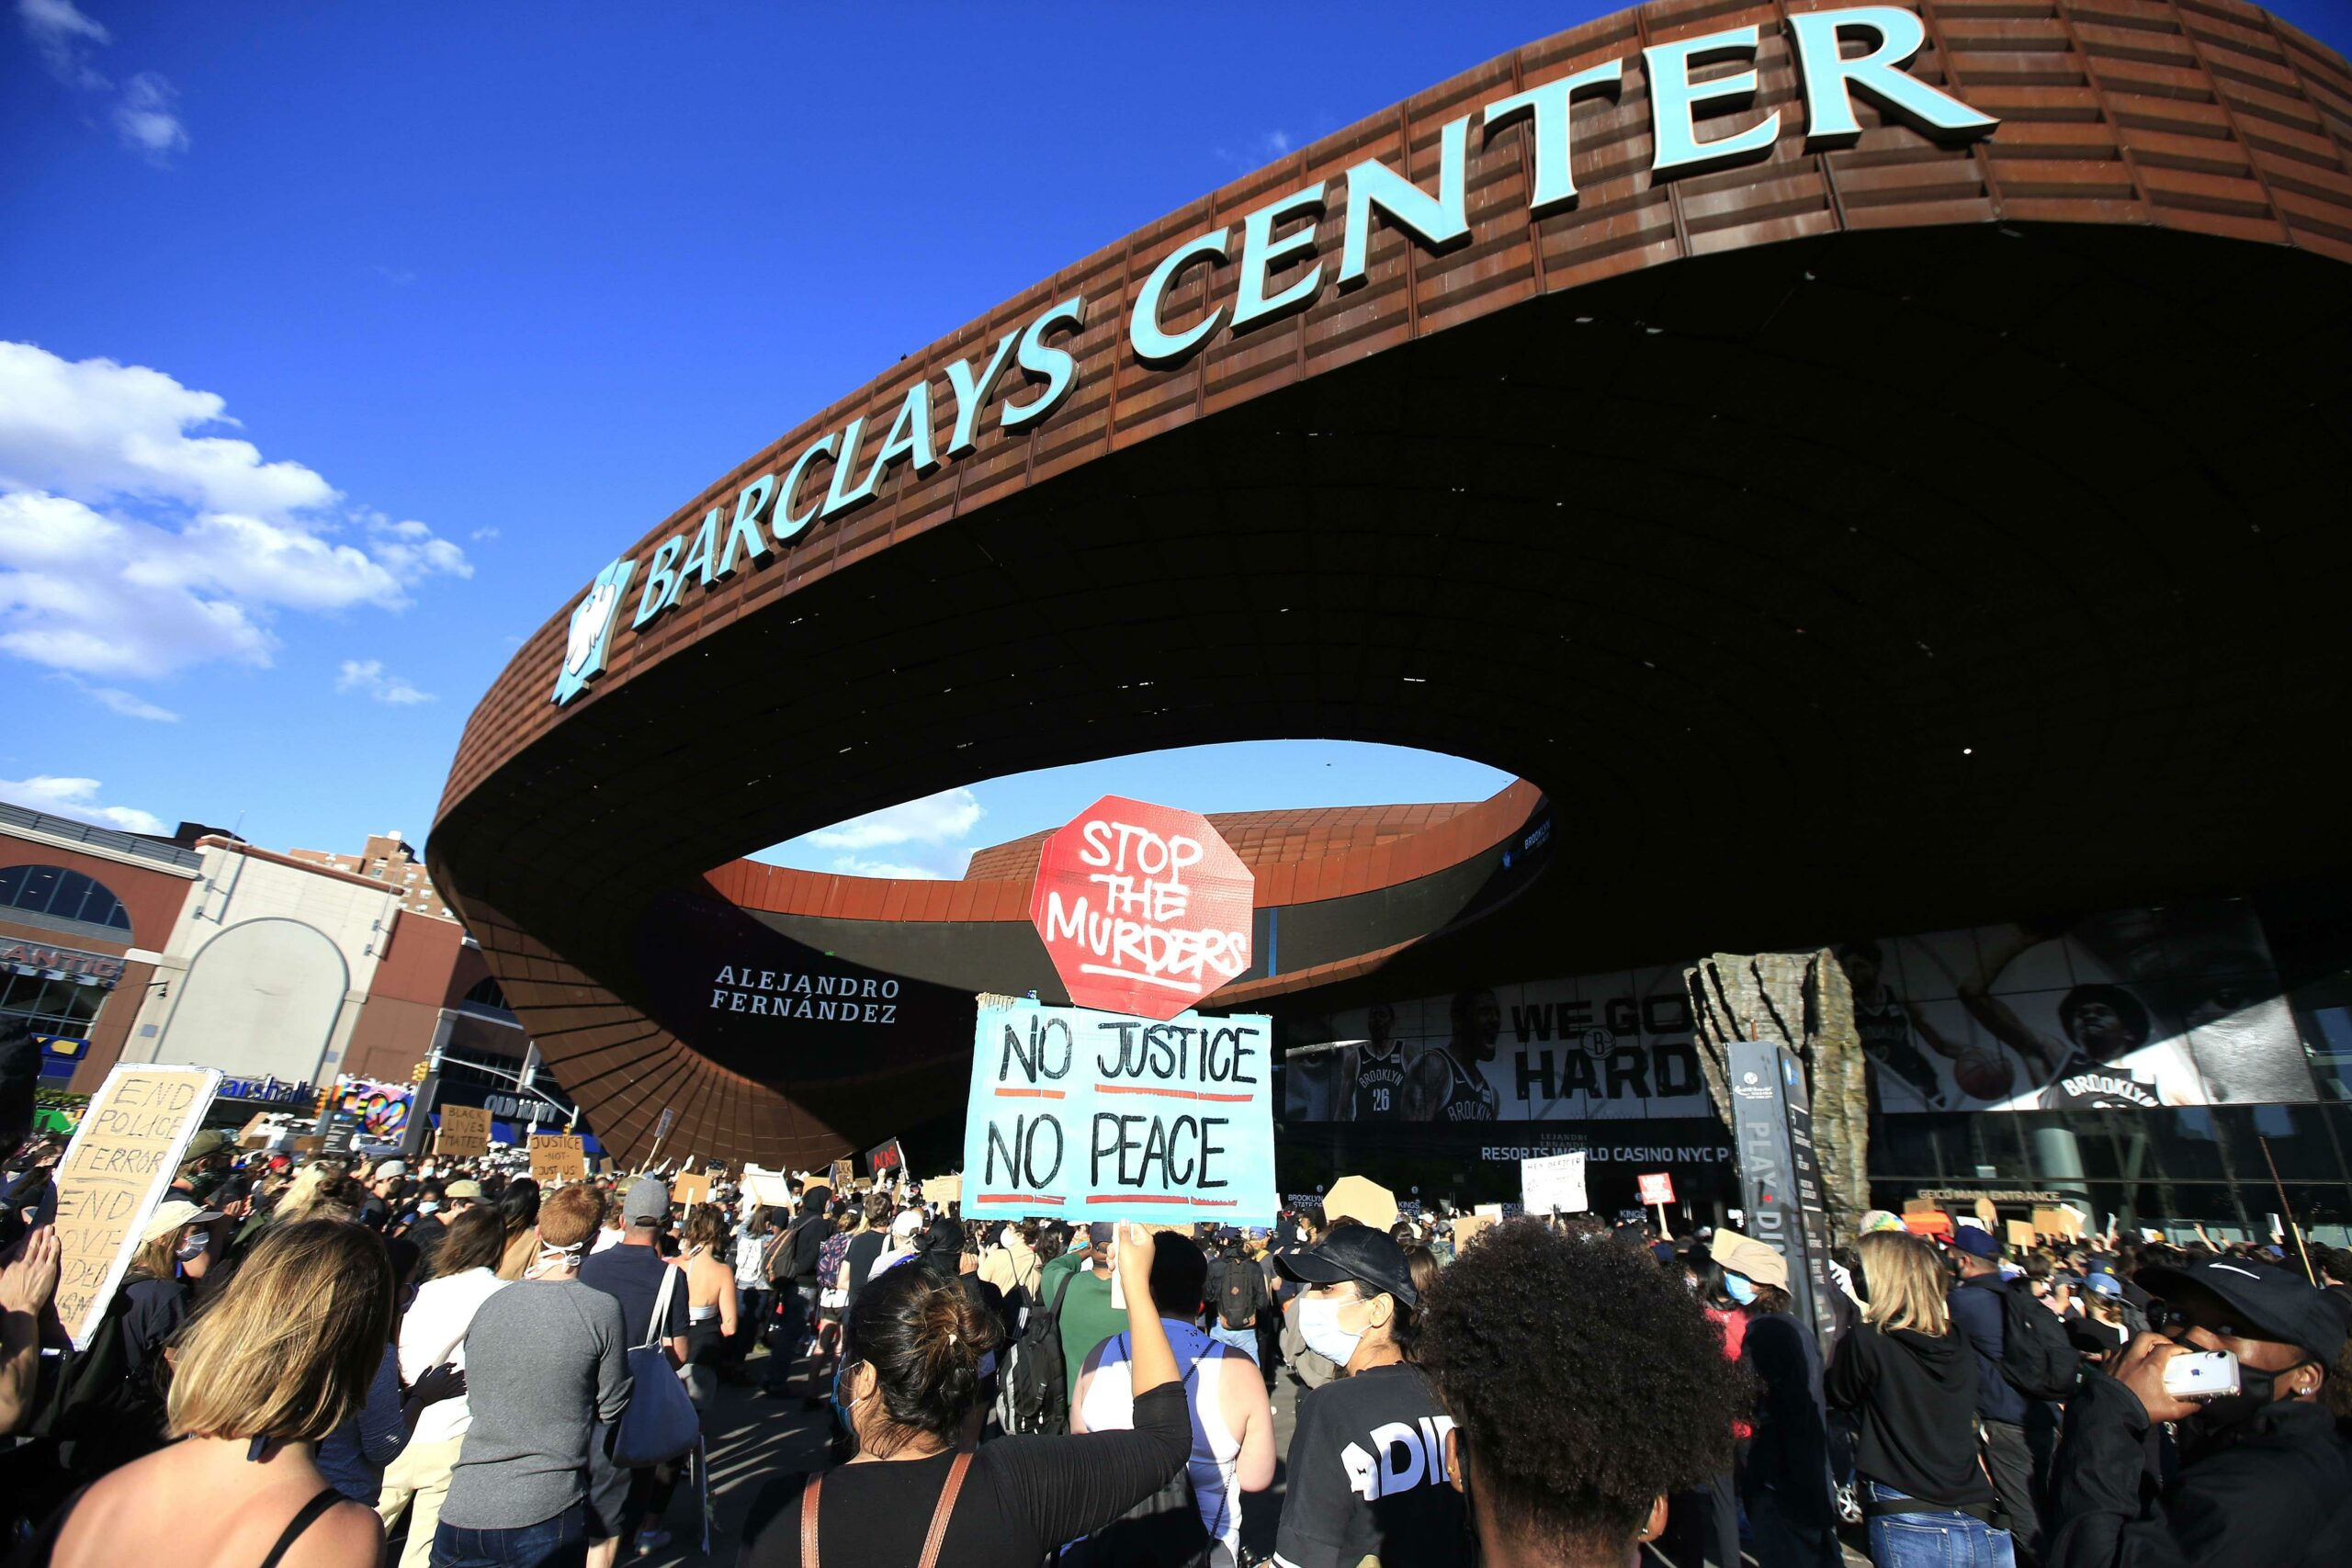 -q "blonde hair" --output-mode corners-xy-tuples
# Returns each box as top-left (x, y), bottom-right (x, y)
(1858, 1231), (1951, 1337)
(166, 1219), (392, 1443)
(125, 1231), (178, 1284)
